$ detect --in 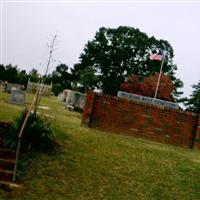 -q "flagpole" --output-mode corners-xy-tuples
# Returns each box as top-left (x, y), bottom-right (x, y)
(154, 51), (165, 99)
